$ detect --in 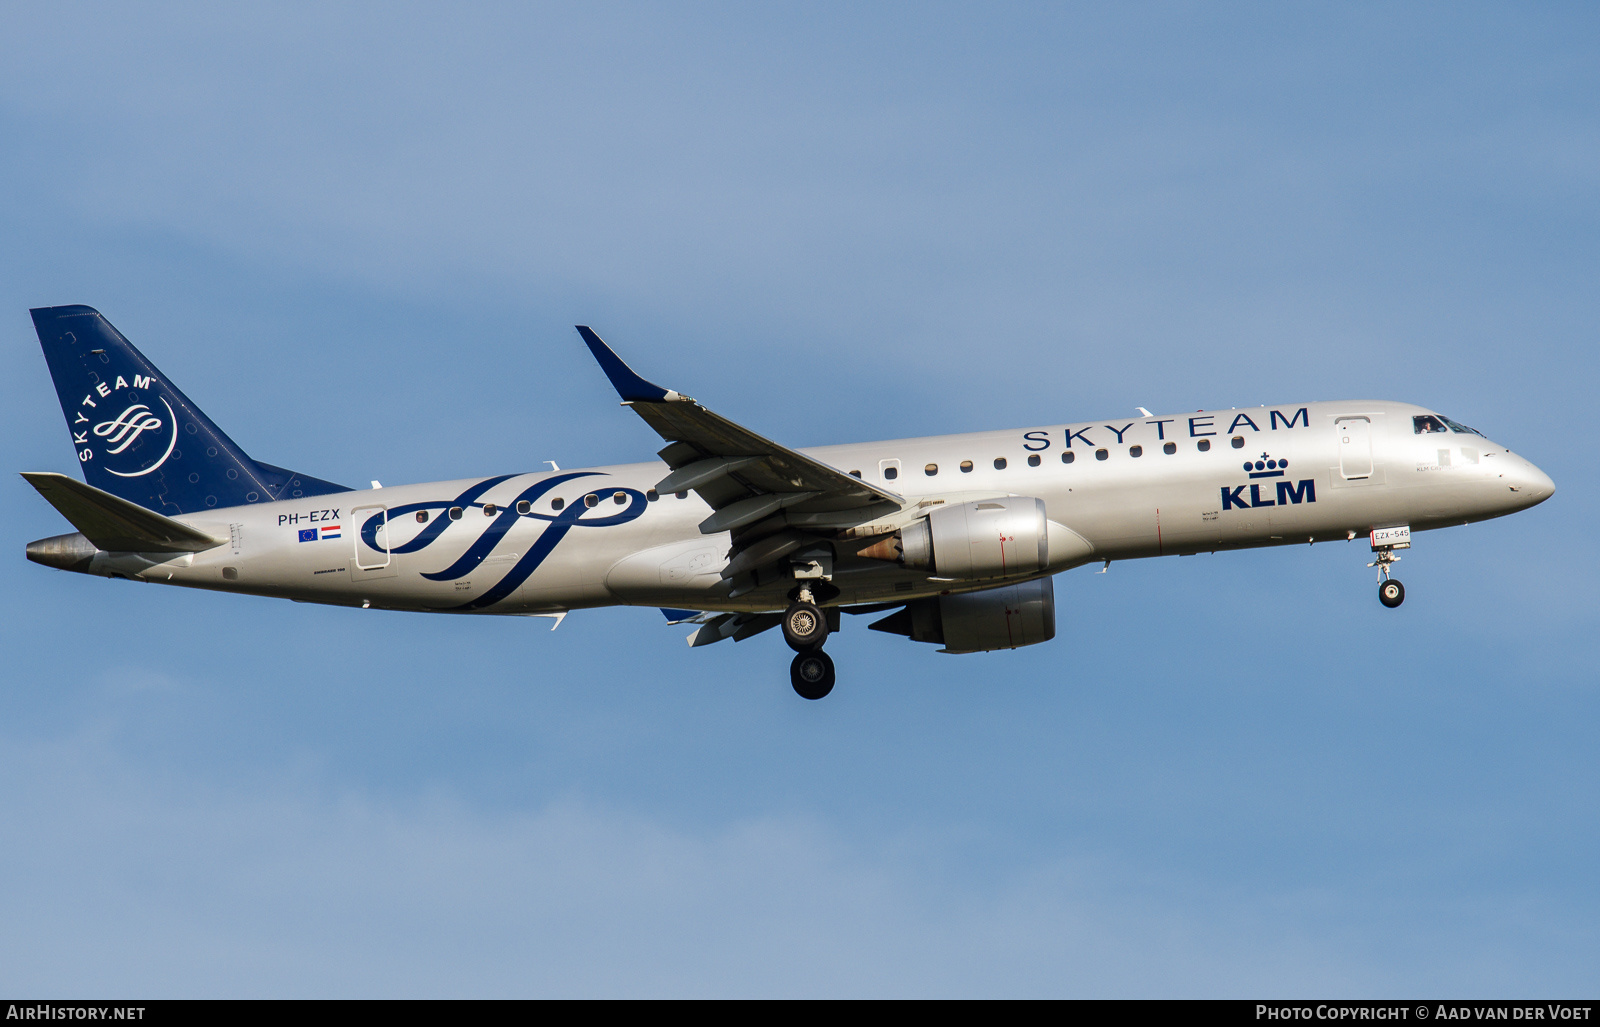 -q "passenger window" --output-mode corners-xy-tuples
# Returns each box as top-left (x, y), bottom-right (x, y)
(516, 500), (531, 514)
(1095, 449), (1108, 461)
(1061, 451), (1075, 464)
(1129, 446), (1142, 458)
(925, 463), (938, 476)
(613, 491), (627, 504)
(1027, 454), (1041, 467)
(994, 457), (1007, 470)
(1163, 442), (1176, 455)
(1197, 440), (1211, 452)
(448, 506), (463, 520)
(1231, 436), (1245, 449)
(960, 460), (973, 473)
(552, 498), (565, 510)
(584, 494), (598, 508)
(884, 466), (899, 480)
(646, 490), (659, 502)
(849, 470), (862, 478)
(483, 504), (496, 516)
(675, 491), (688, 499)
(416, 510), (429, 523)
